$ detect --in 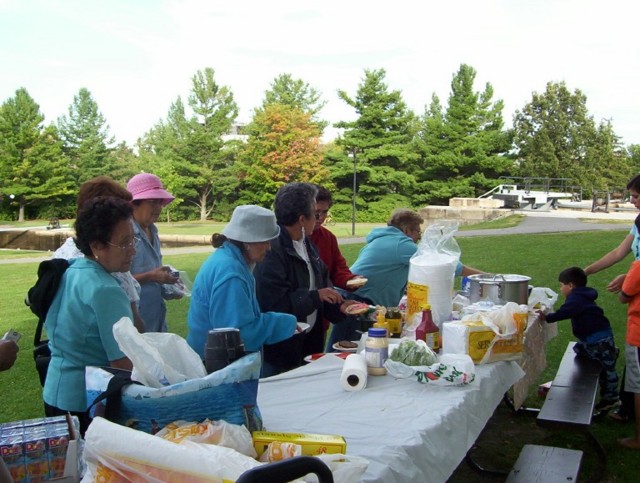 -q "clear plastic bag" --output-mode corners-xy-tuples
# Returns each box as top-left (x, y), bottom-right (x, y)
(162, 266), (193, 299)
(407, 220), (461, 325)
(157, 419), (257, 458)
